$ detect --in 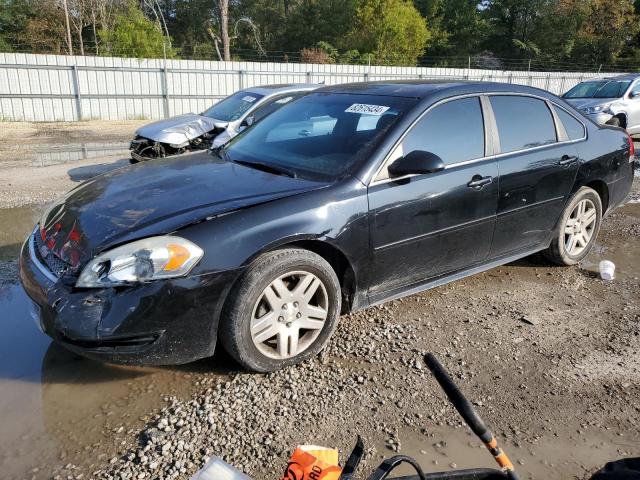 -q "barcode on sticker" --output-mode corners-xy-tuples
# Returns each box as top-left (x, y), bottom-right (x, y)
(345, 104), (390, 115)
(242, 96), (257, 102)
